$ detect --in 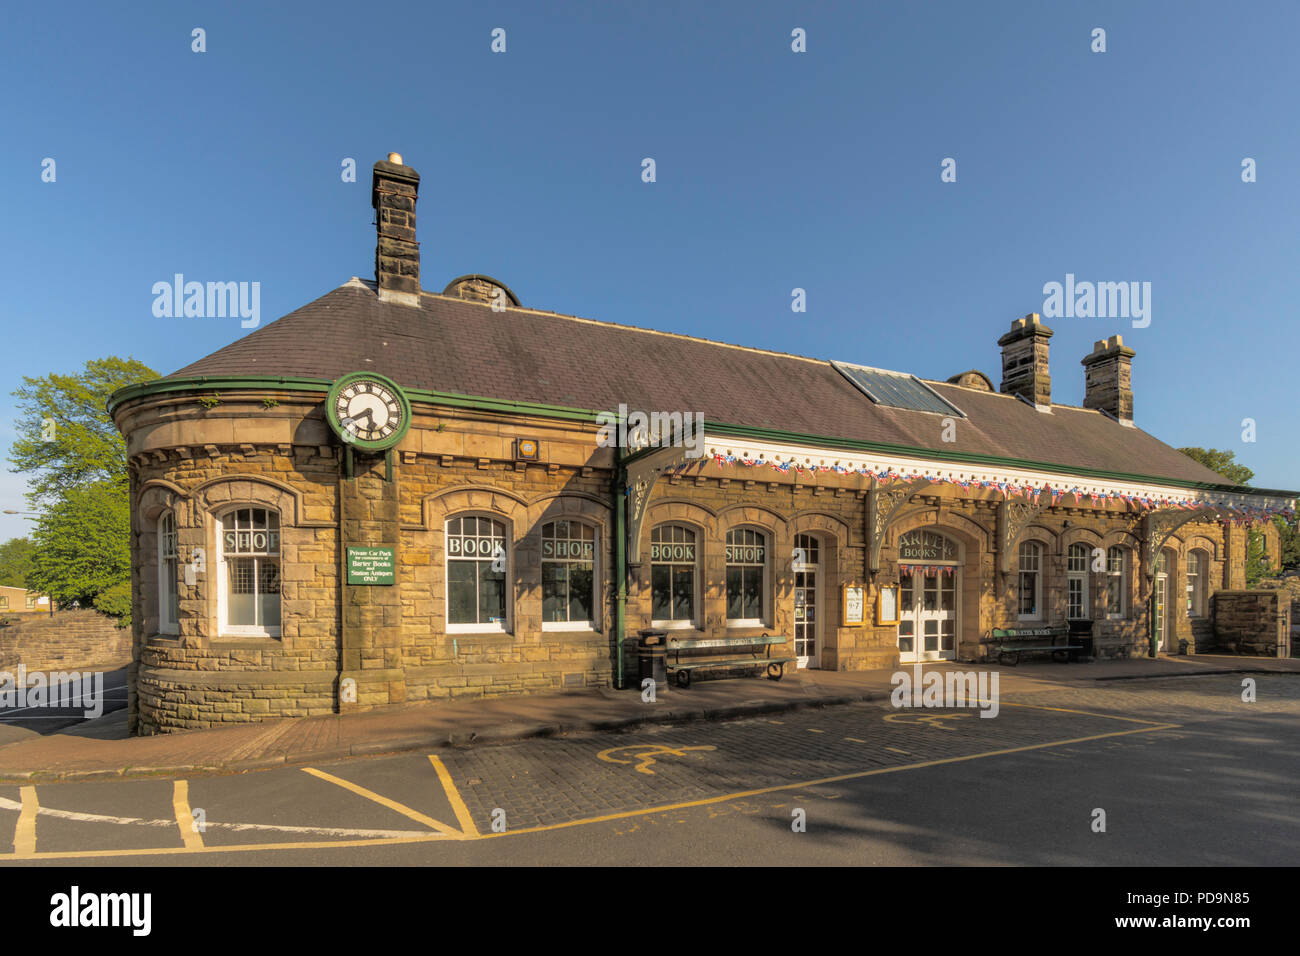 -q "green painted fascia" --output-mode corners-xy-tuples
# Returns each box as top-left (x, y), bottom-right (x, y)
(108, 377), (1297, 500)
(108, 375), (606, 424)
